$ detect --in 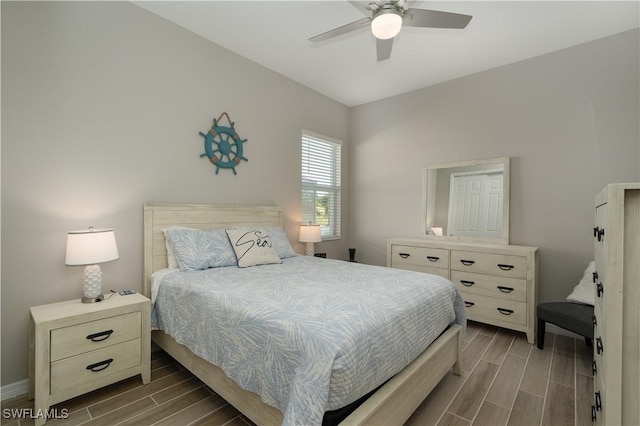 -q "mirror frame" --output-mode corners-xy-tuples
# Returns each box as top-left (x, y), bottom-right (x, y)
(421, 157), (510, 244)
